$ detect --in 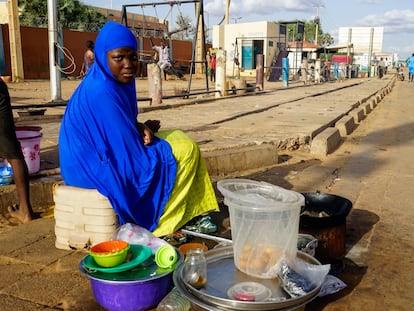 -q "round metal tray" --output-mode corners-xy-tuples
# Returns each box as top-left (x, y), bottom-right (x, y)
(173, 246), (321, 311)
